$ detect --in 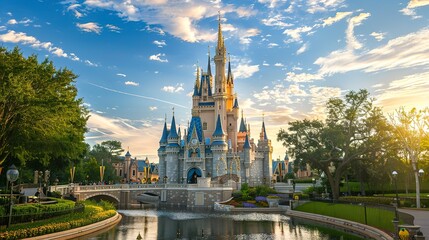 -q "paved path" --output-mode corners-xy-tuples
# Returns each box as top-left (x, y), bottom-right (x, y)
(398, 209), (429, 238)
